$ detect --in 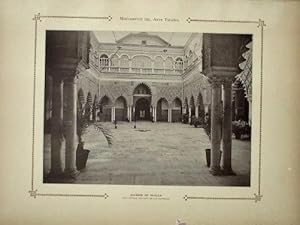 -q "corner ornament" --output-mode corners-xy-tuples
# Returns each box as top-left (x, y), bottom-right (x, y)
(254, 193), (263, 203)
(257, 19), (266, 28)
(32, 13), (42, 22)
(29, 189), (38, 198)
